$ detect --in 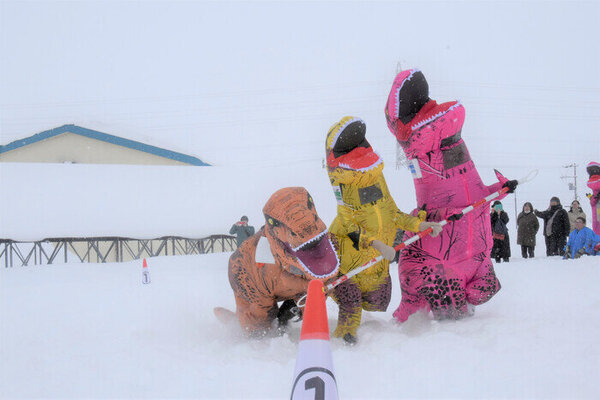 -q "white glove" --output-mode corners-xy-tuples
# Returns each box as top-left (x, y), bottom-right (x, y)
(418, 222), (443, 237)
(371, 240), (397, 261)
